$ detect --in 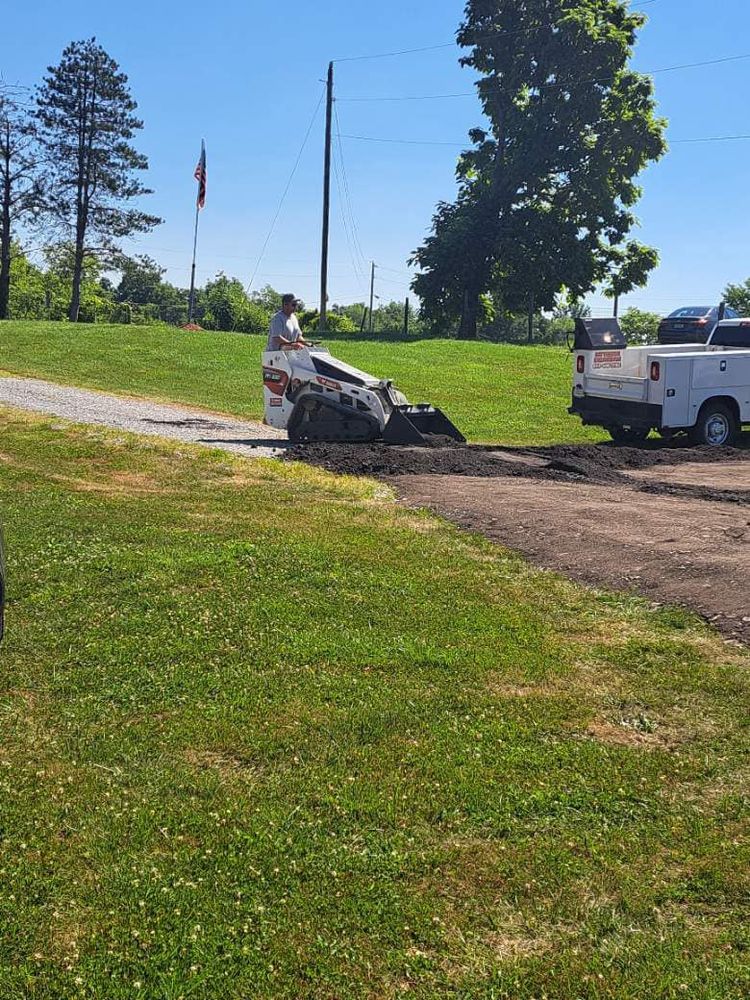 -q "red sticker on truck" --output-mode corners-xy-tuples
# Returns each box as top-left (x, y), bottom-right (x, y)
(593, 351), (623, 370)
